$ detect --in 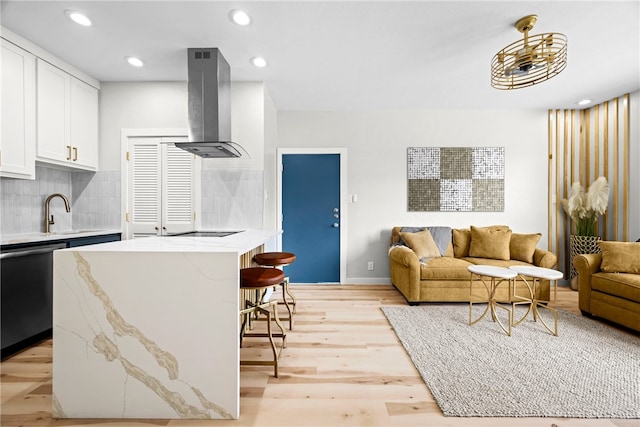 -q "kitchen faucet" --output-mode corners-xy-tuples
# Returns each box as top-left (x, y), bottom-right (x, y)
(44, 193), (71, 233)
